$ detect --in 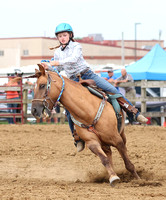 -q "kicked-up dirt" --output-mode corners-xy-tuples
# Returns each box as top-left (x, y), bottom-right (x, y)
(0, 124), (166, 200)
